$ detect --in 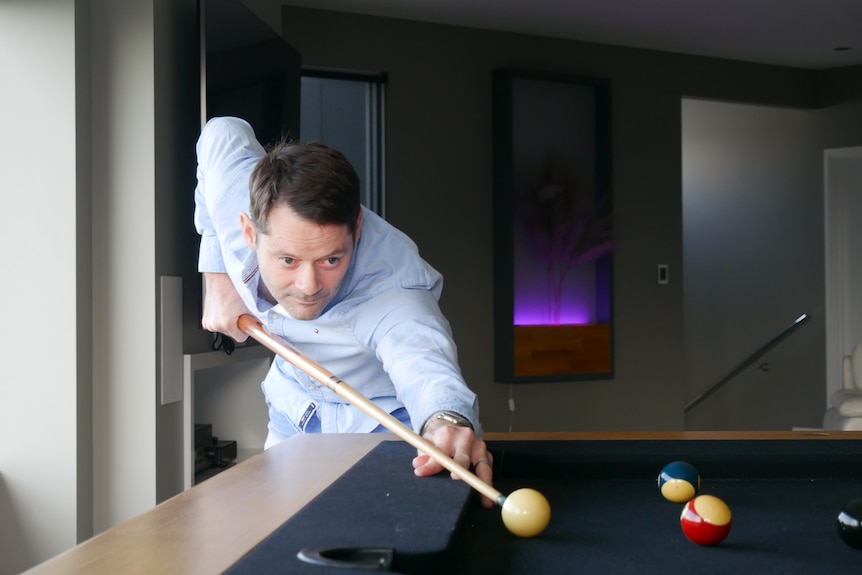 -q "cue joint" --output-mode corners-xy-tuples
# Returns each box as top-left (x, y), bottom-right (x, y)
(327, 375), (343, 390)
